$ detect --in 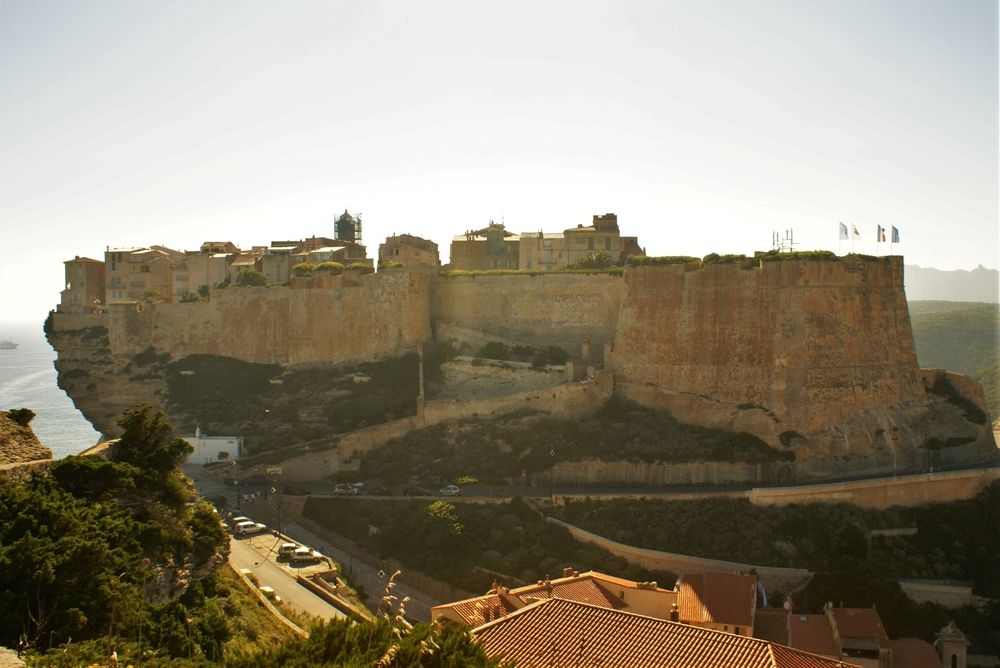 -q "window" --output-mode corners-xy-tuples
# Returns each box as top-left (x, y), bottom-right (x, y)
(588, 237), (594, 250)
(141, 265), (150, 273)
(605, 237), (612, 250)
(543, 239), (552, 249)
